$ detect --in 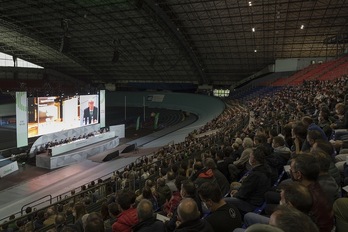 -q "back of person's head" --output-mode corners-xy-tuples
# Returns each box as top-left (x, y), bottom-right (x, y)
(235, 138), (243, 145)
(307, 130), (322, 144)
(177, 198), (200, 223)
(167, 171), (176, 181)
(84, 212), (104, 232)
(145, 179), (154, 188)
(193, 161), (203, 171)
(243, 137), (254, 148)
(301, 116), (313, 127)
(312, 140), (334, 157)
(74, 202), (87, 219)
(198, 182), (221, 203)
(46, 206), (56, 218)
(181, 179), (196, 197)
(232, 142), (239, 150)
(61, 224), (79, 232)
(292, 122), (307, 140)
(270, 206), (319, 232)
(281, 124), (292, 138)
(25, 206), (32, 214)
(55, 213), (66, 227)
(175, 175), (187, 191)
(108, 202), (121, 217)
(137, 199), (154, 222)
(117, 190), (136, 210)
(157, 177), (165, 187)
(245, 224), (284, 232)
(311, 150), (331, 173)
(335, 103), (345, 115)
(254, 134), (268, 145)
(280, 182), (312, 214)
(292, 154), (320, 182)
(142, 186), (153, 199)
(204, 158), (217, 169)
(273, 136), (285, 147)
(252, 146), (267, 164)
